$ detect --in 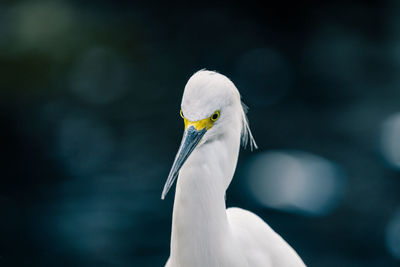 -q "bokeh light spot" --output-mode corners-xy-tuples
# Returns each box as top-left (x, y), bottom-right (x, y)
(14, 1), (75, 54)
(381, 113), (400, 170)
(386, 208), (400, 260)
(245, 150), (346, 216)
